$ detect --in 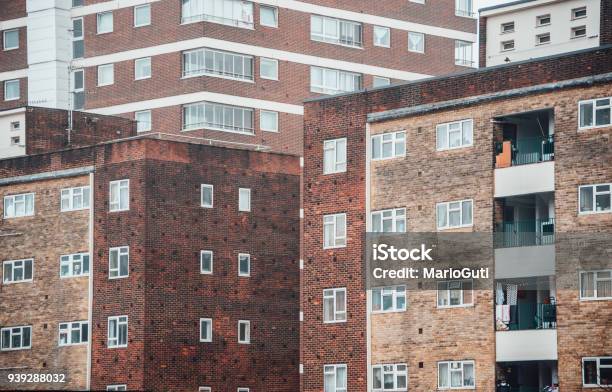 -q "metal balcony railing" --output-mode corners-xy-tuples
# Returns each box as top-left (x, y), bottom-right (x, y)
(495, 135), (554, 168)
(494, 218), (555, 248)
(496, 303), (557, 331)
